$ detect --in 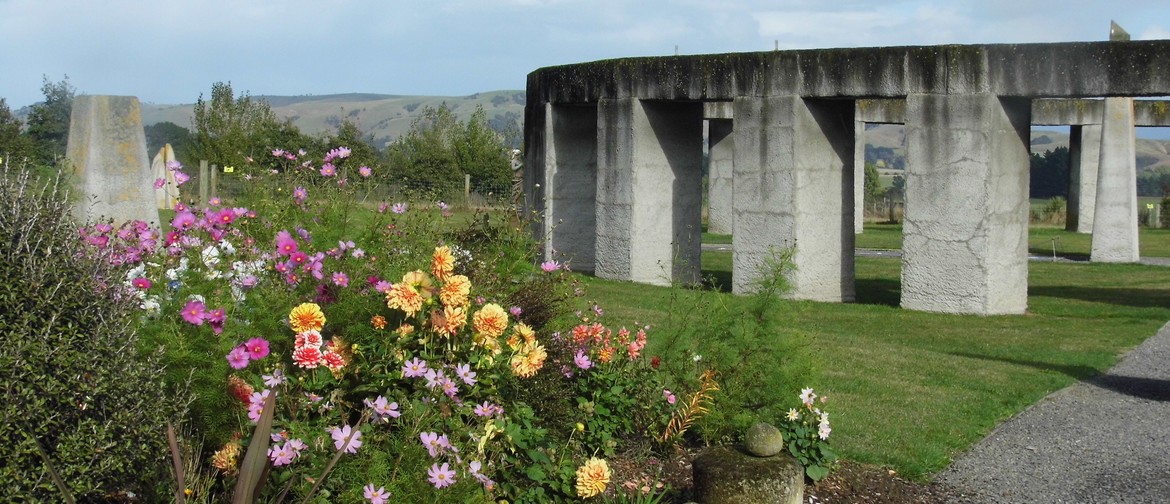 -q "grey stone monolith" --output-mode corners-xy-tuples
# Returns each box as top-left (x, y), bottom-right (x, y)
(731, 96), (854, 302)
(67, 95), (160, 226)
(595, 98), (703, 286)
(707, 119), (734, 235)
(542, 103), (599, 271)
(1067, 124), (1101, 233)
(1090, 97), (1140, 262)
(902, 93), (1030, 315)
